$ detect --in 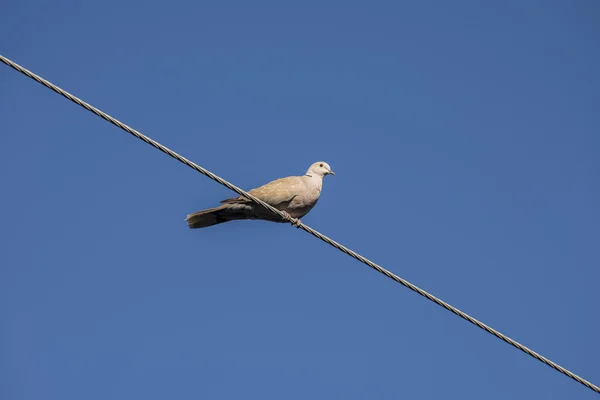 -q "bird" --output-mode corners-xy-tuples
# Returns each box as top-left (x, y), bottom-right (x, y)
(185, 161), (335, 229)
